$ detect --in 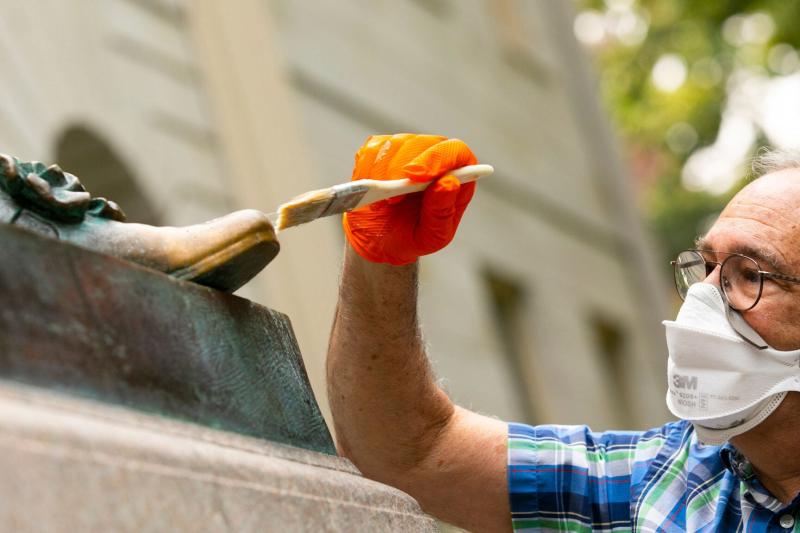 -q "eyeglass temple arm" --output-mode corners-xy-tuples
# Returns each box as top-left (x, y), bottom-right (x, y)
(725, 305), (768, 350)
(762, 271), (800, 285)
